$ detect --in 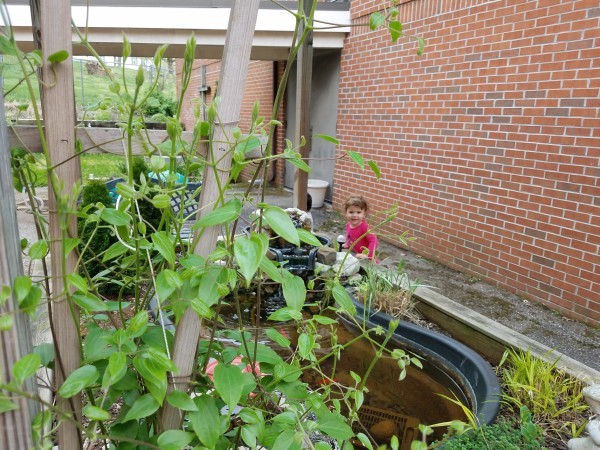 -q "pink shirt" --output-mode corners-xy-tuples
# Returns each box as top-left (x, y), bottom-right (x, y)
(345, 220), (378, 259)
